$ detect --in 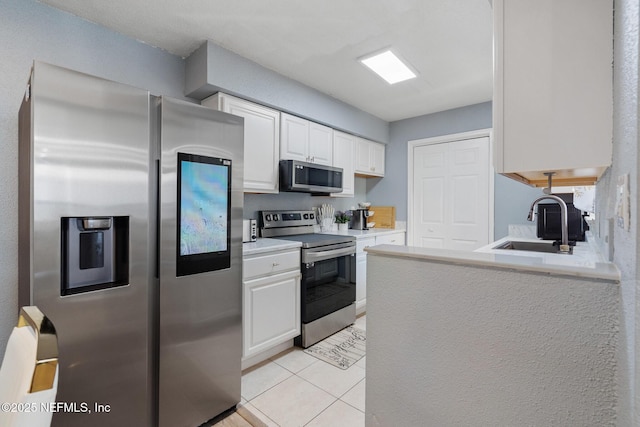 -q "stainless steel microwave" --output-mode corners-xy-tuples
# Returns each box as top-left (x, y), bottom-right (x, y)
(279, 159), (343, 194)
